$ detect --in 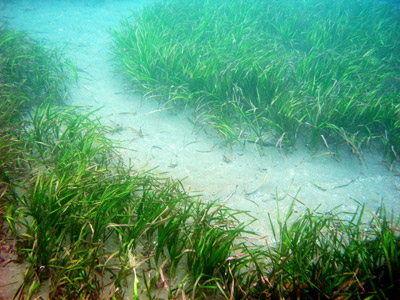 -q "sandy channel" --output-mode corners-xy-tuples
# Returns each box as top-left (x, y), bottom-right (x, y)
(1, 0), (399, 240)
